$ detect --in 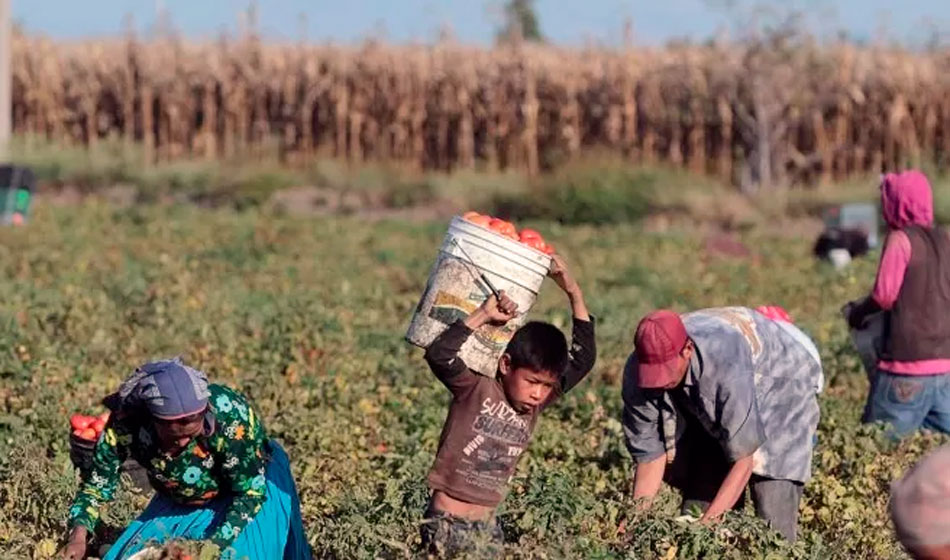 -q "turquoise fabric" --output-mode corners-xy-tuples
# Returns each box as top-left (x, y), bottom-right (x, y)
(103, 441), (310, 560)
